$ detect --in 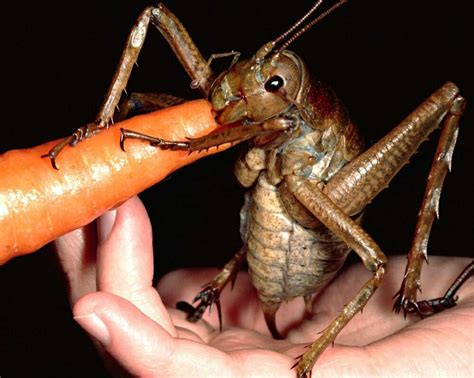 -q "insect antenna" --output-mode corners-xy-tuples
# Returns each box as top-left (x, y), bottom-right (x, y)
(272, 0), (324, 46)
(274, 0), (348, 54)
